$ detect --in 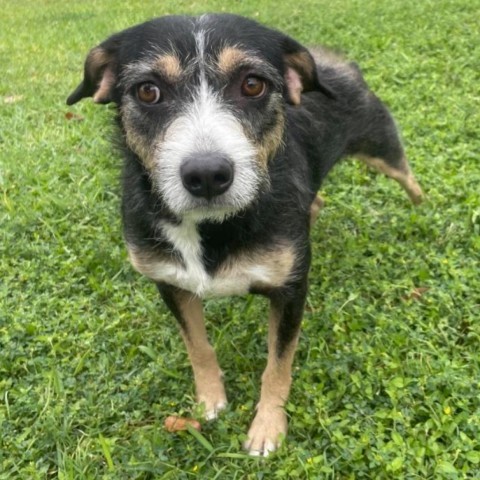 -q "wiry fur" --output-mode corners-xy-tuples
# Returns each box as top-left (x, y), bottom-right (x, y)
(67, 13), (423, 456)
